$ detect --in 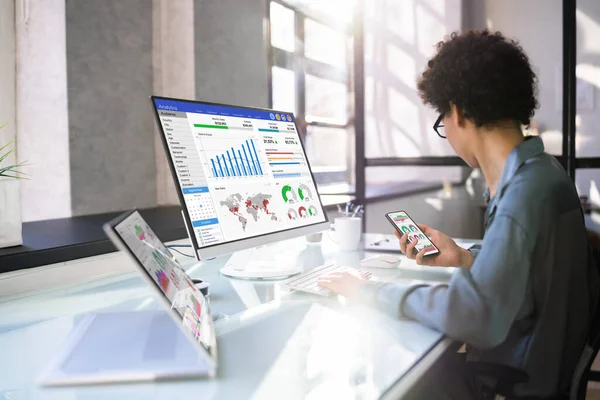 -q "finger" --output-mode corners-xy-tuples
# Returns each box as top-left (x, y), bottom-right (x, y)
(346, 269), (363, 276)
(417, 223), (433, 236)
(415, 248), (434, 265)
(344, 269), (367, 279)
(399, 234), (408, 254)
(406, 238), (417, 259)
(393, 229), (402, 240)
(318, 276), (341, 285)
(318, 279), (333, 288)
